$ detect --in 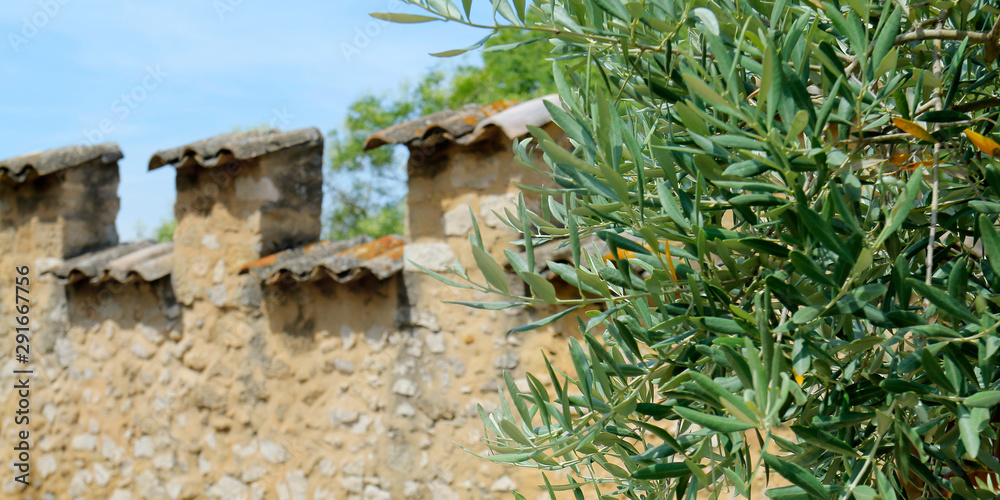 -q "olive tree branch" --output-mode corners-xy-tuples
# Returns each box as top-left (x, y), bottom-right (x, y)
(895, 29), (989, 45)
